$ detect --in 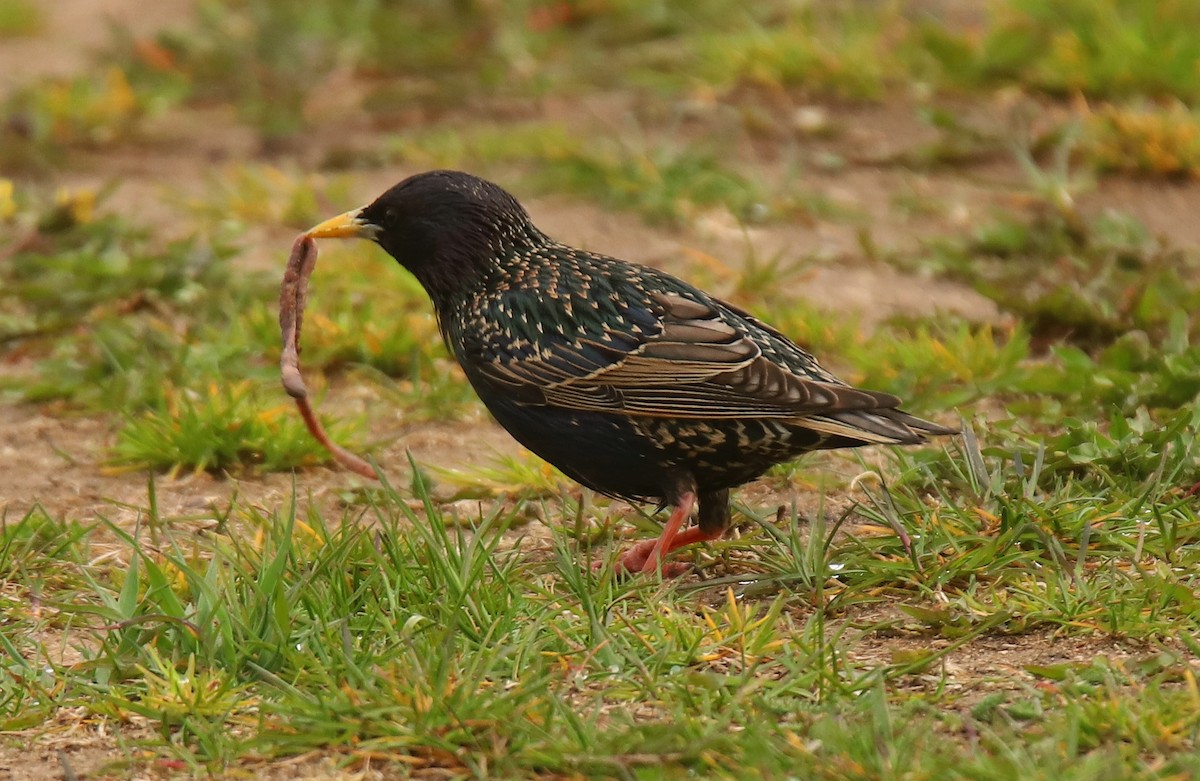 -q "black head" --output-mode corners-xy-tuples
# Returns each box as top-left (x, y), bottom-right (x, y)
(306, 170), (544, 305)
